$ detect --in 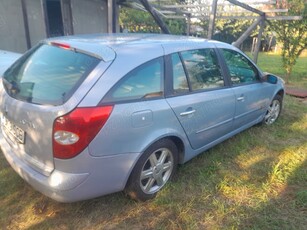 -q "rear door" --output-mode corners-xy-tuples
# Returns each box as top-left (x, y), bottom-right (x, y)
(0, 43), (110, 176)
(218, 48), (269, 130)
(166, 49), (236, 150)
